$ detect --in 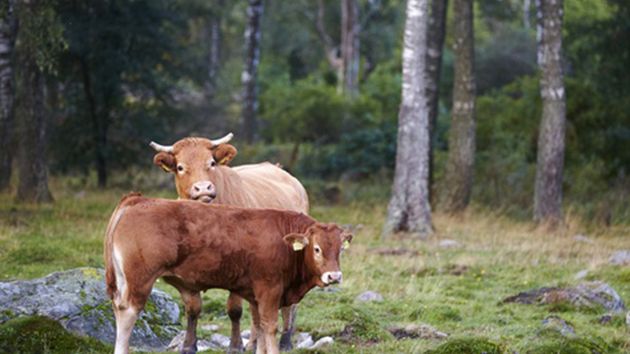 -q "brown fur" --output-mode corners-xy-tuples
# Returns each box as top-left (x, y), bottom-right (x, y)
(104, 196), (351, 354)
